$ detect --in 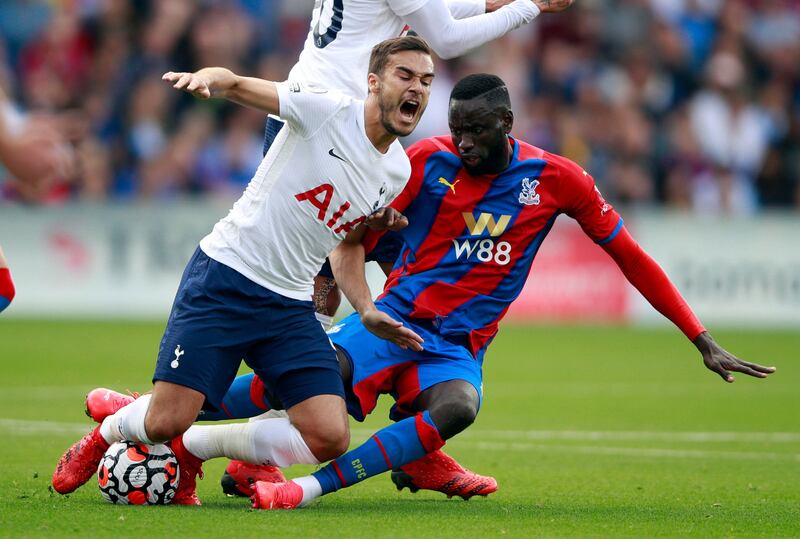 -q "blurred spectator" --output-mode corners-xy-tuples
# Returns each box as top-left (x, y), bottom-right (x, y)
(0, 87), (75, 202)
(0, 0), (796, 212)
